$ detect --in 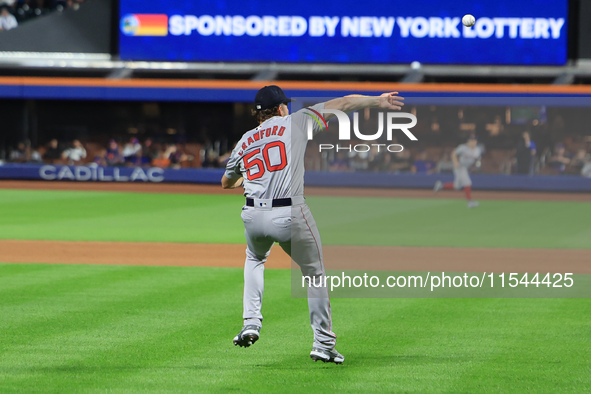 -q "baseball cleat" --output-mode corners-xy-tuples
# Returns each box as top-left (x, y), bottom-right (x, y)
(433, 181), (443, 193)
(310, 348), (345, 364)
(233, 325), (260, 347)
(467, 200), (480, 208)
